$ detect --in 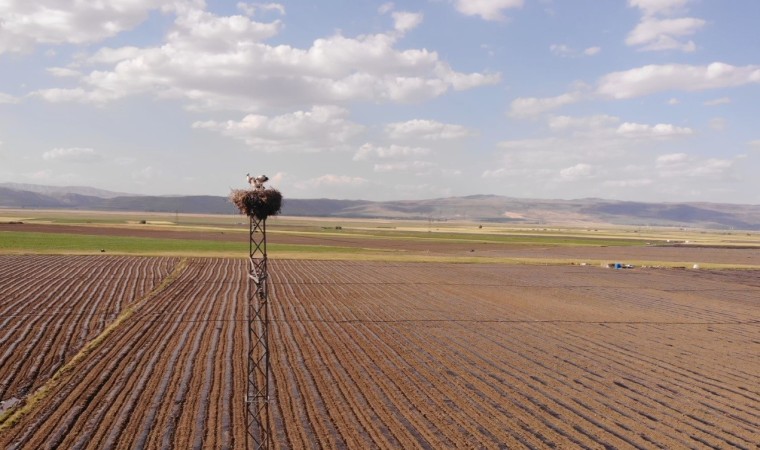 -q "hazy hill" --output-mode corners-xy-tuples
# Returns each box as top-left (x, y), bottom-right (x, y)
(1, 184), (758, 230)
(0, 183), (134, 199)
